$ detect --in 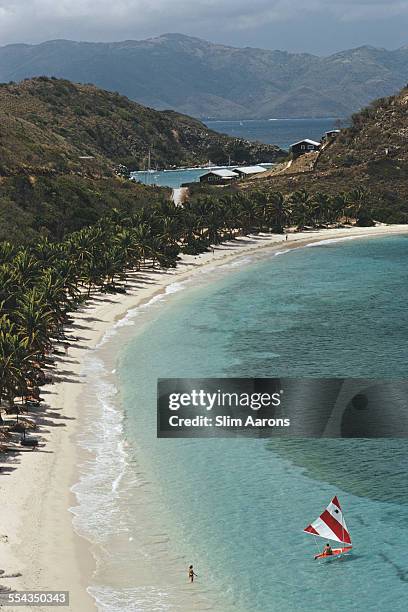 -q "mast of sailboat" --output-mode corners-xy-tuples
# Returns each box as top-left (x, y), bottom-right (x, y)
(144, 148), (152, 185)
